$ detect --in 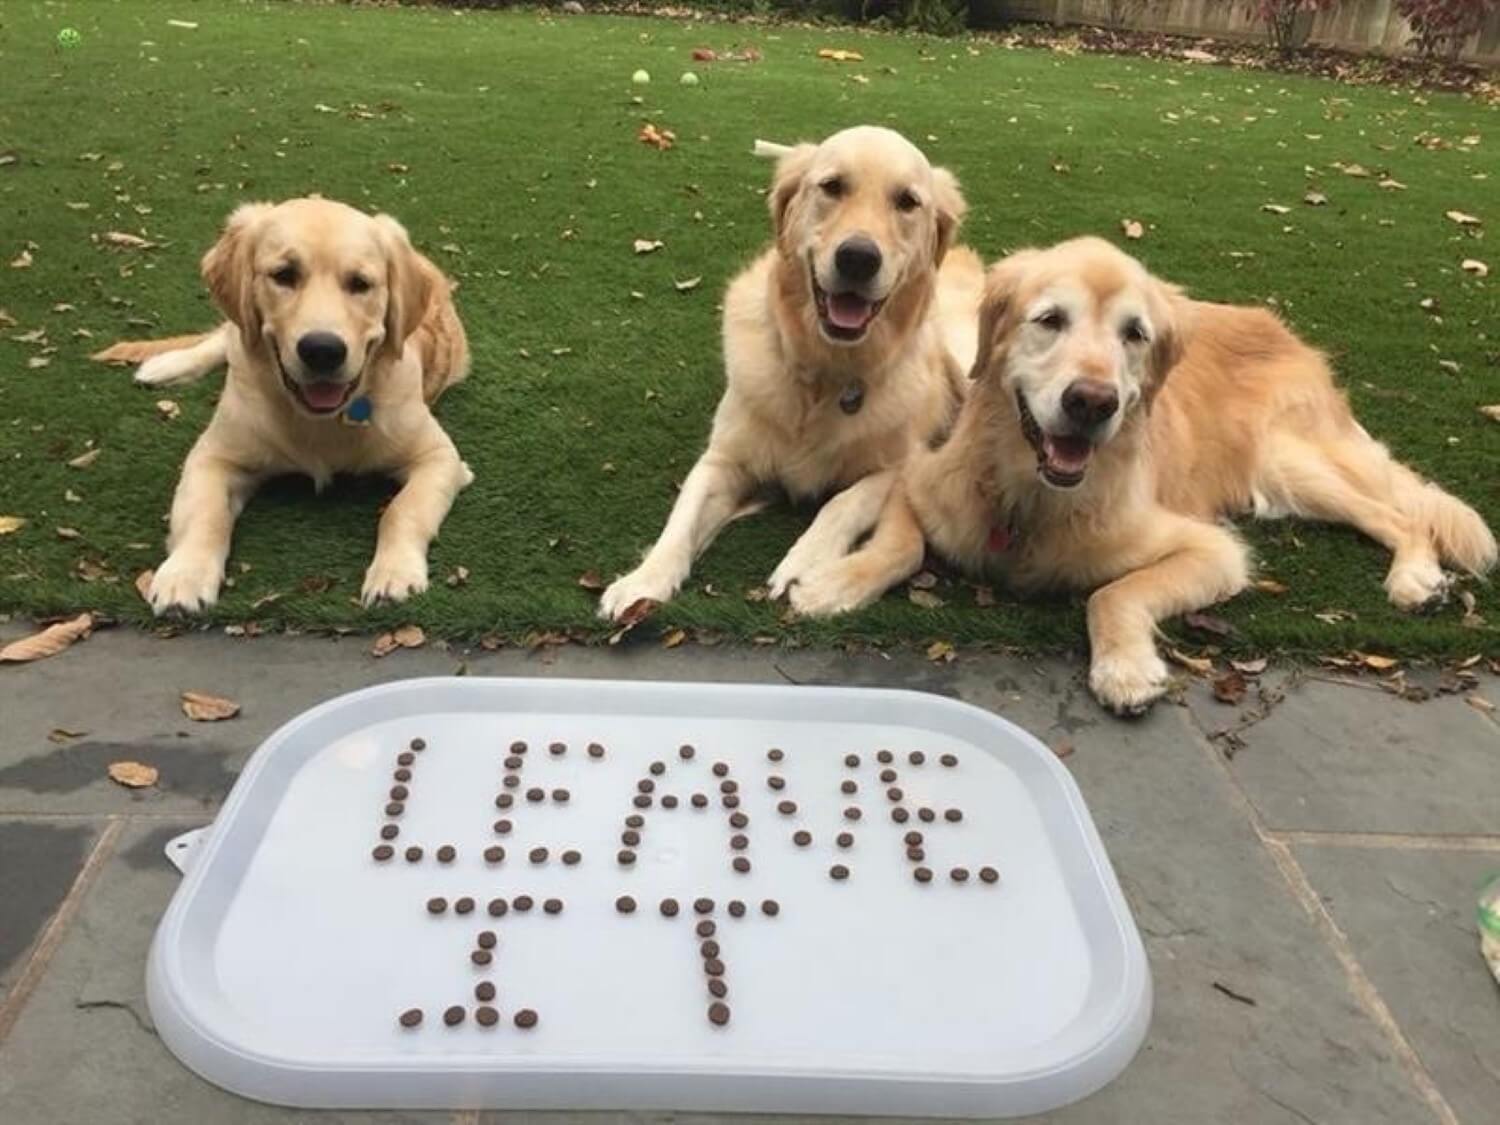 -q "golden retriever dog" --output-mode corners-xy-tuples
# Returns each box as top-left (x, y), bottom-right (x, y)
(598, 126), (983, 620)
(787, 237), (1496, 713)
(93, 197), (472, 614)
